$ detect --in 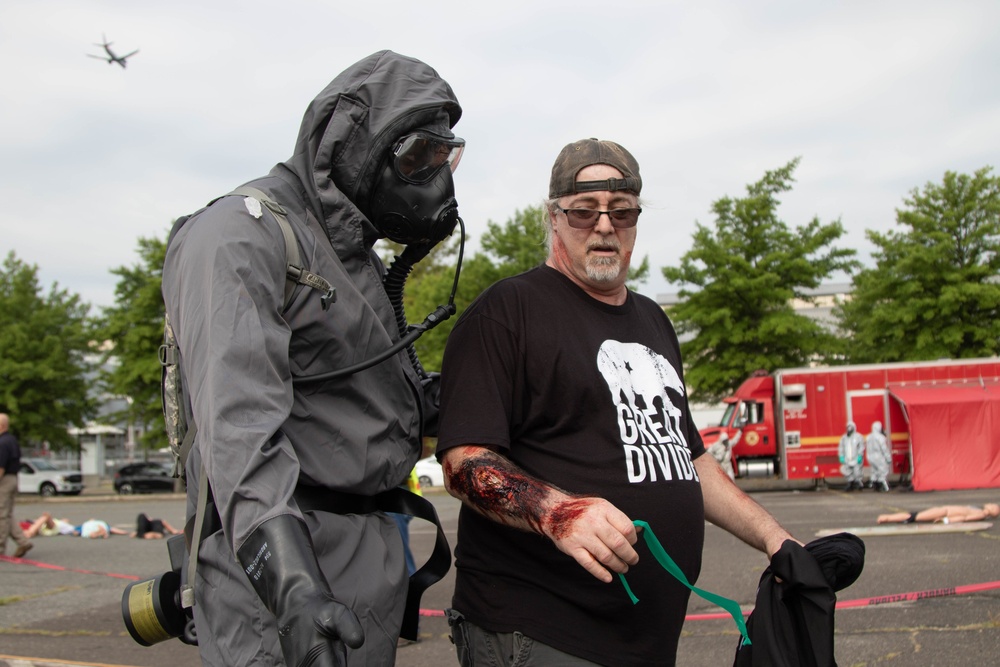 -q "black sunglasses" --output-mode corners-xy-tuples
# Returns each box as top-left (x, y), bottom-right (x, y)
(556, 207), (642, 229)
